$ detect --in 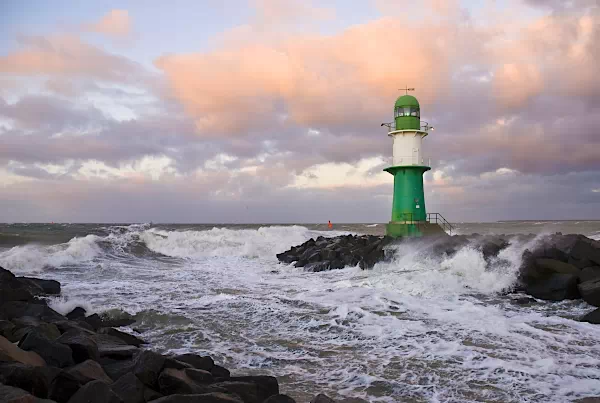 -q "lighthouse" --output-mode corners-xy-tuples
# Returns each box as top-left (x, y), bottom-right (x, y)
(382, 89), (451, 237)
